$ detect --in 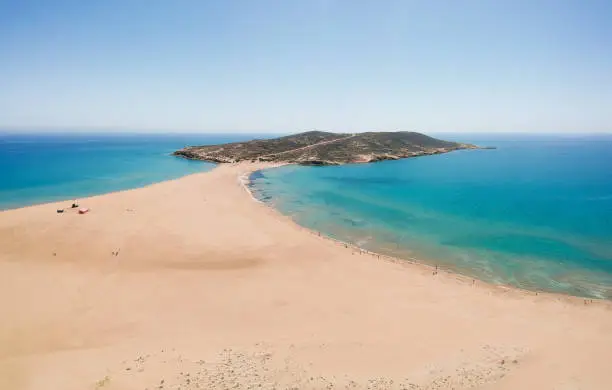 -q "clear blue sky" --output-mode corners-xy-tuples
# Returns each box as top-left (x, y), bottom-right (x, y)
(1, 0), (611, 133)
